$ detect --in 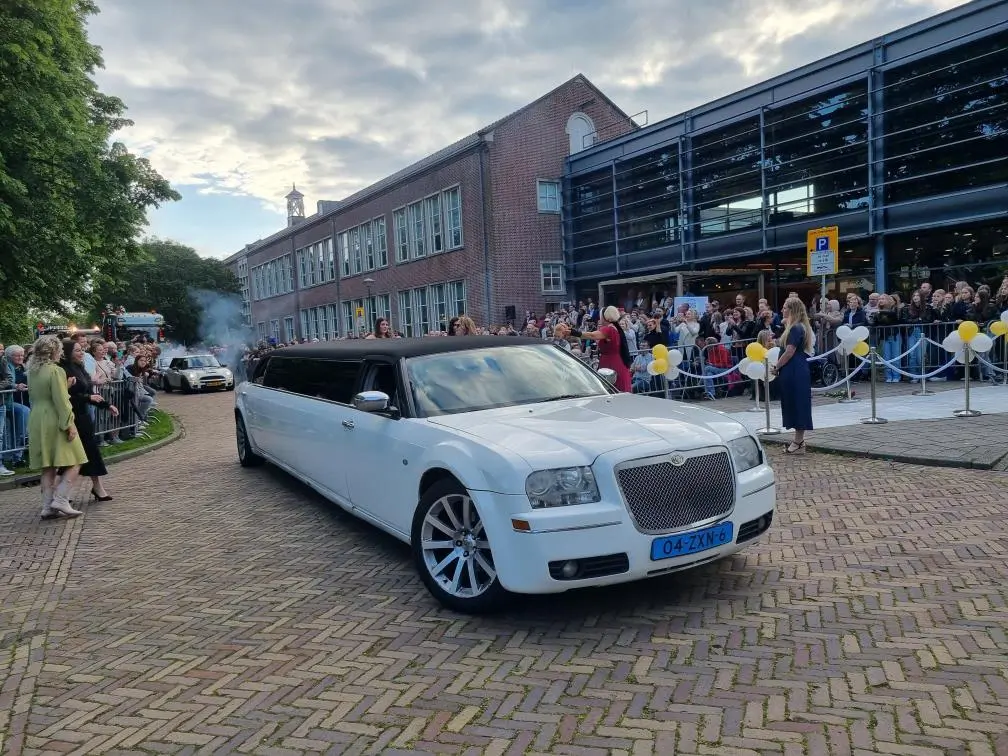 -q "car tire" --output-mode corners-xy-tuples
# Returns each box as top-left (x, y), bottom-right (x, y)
(163, 380), (173, 393)
(182, 378), (192, 394)
(226, 384), (235, 392)
(411, 478), (509, 614)
(236, 413), (264, 468)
